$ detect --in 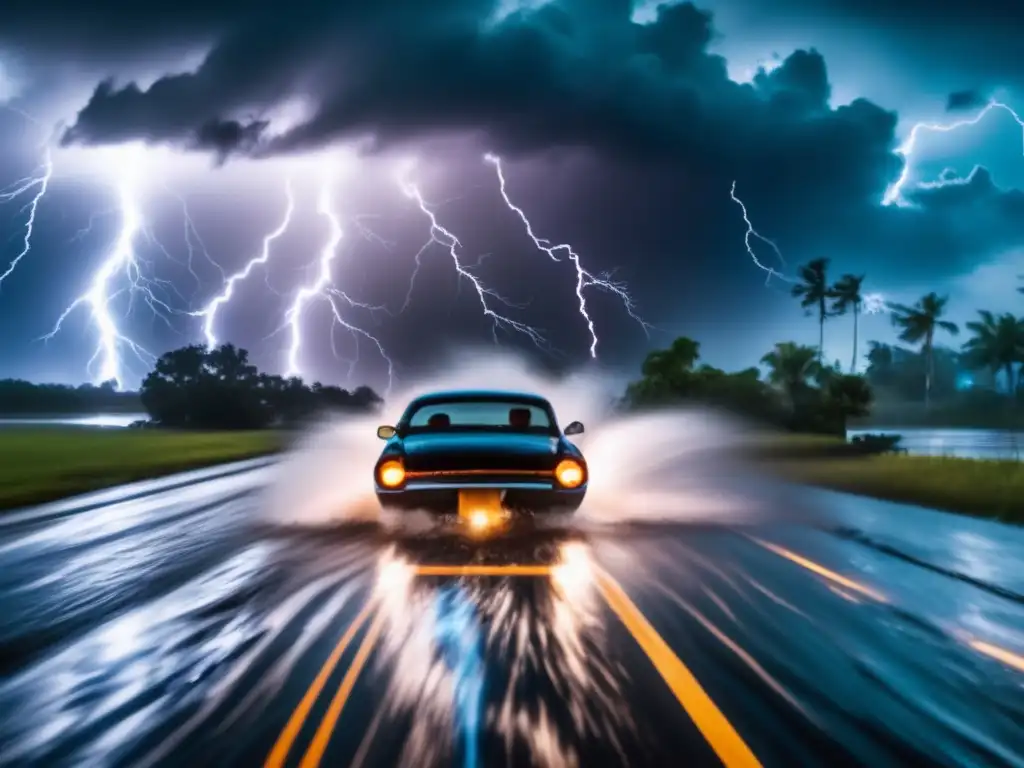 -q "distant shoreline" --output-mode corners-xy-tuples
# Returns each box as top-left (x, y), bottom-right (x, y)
(0, 410), (145, 419)
(849, 425), (1024, 433)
